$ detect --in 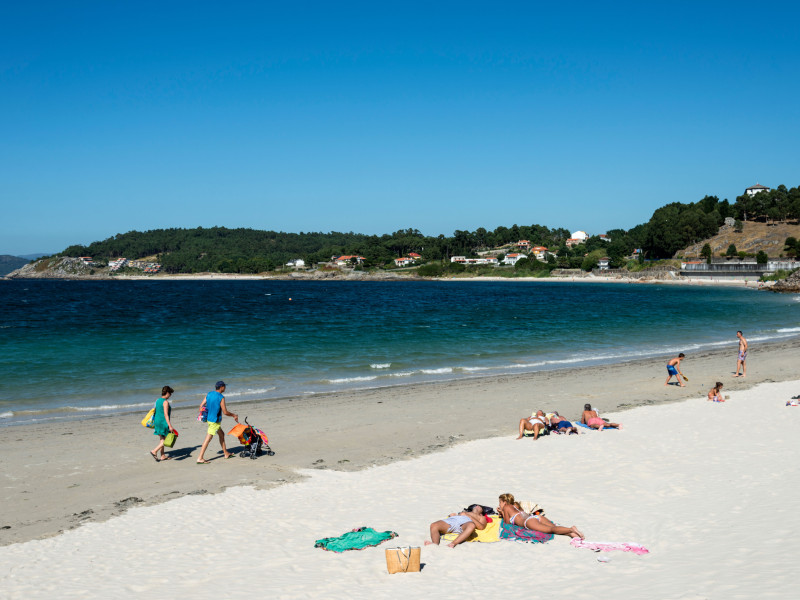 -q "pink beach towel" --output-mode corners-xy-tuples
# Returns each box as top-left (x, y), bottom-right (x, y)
(570, 539), (649, 555)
